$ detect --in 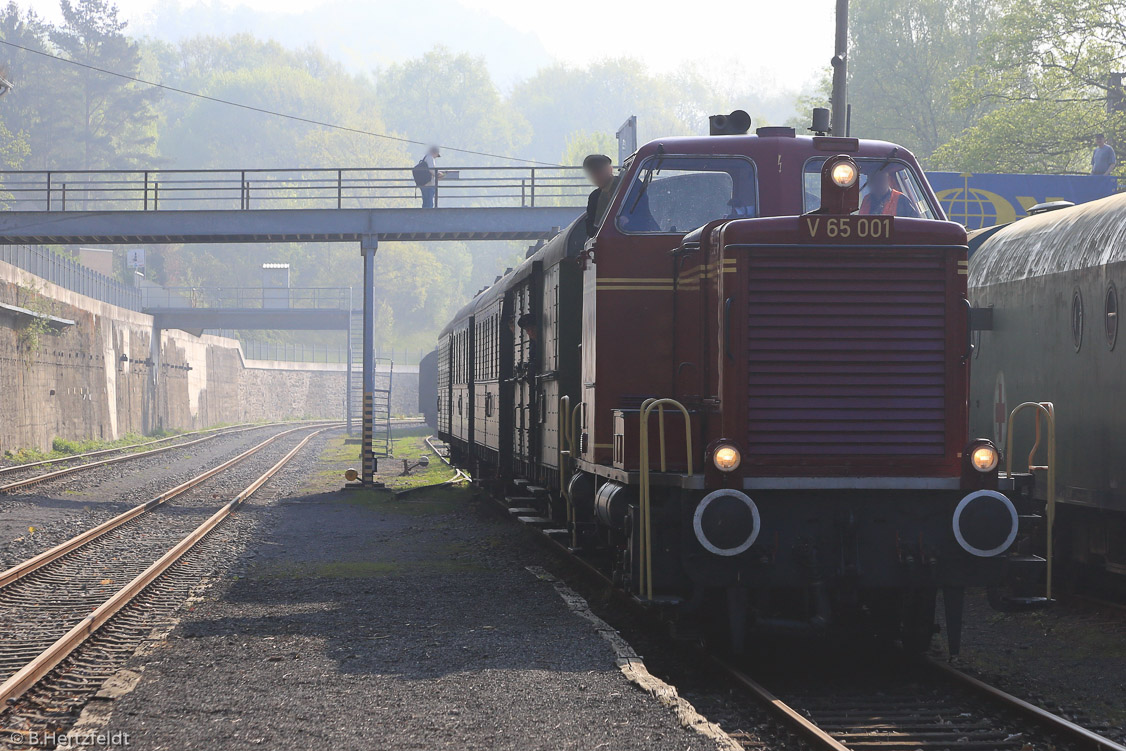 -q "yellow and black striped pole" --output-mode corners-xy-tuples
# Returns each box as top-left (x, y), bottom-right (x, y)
(361, 234), (378, 485)
(362, 392), (375, 482)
